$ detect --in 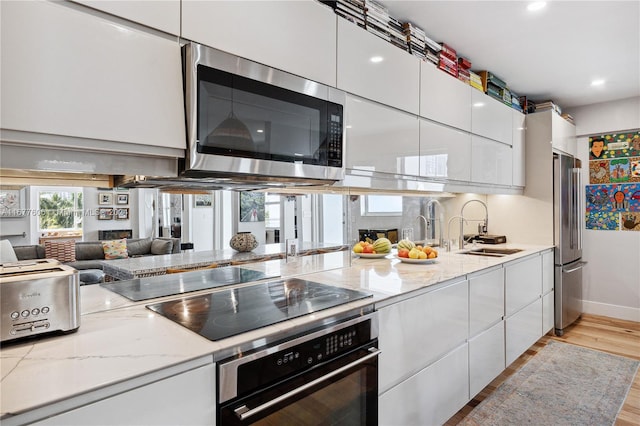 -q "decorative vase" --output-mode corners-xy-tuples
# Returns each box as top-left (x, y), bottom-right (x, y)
(229, 232), (258, 252)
